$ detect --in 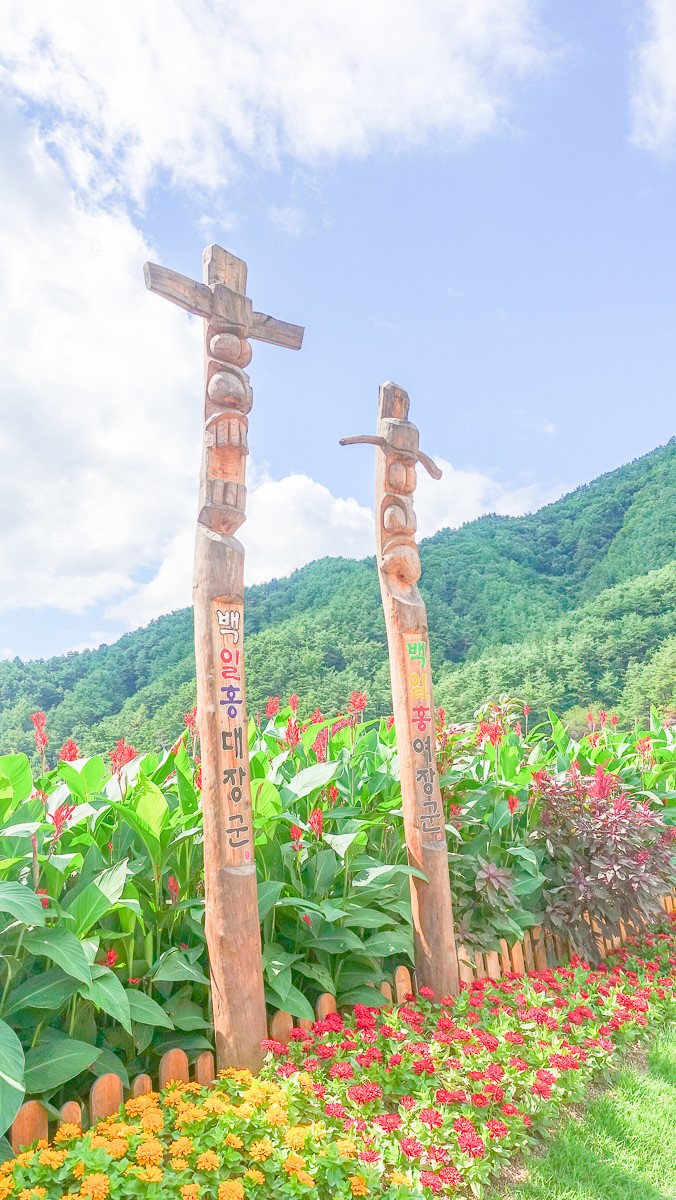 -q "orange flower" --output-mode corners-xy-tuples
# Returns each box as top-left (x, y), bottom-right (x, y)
(296, 1172), (316, 1188)
(72, 1163), (85, 1180)
(283, 1153), (306, 1175)
(37, 1150), (67, 1169)
(244, 1170), (265, 1185)
(196, 1151), (220, 1172)
(136, 1138), (164, 1166)
(169, 1137), (193, 1158)
(18, 1191), (46, 1200)
(80, 1174), (110, 1200)
(169, 1158), (189, 1171)
(336, 1139), (358, 1159)
(248, 1139), (274, 1162)
(125, 1094), (159, 1116)
(264, 1104), (287, 1127)
(216, 1184), (244, 1200)
(136, 1167), (164, 1184)
(0, 1179), (13, 1200)
(203, 1094), (230, 1115)
(140, 1108), (165, 1132)
(224, 1134), (243, 1149)
(54, 1124), (81, 1144)
(349, 1177), (369, 1197)
(180, 1187), (200, 1200)
(389, 1170), (410, 1186)
(283, 1126), (309, 1150)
